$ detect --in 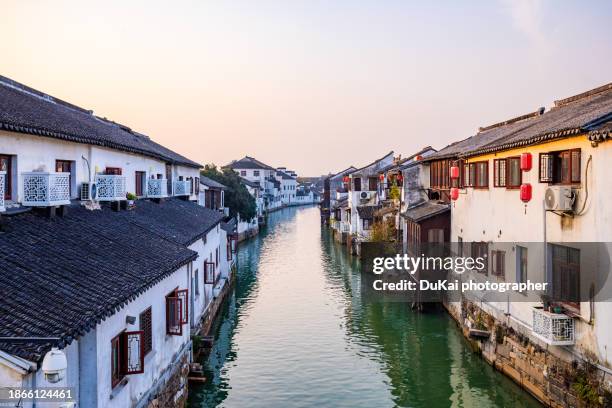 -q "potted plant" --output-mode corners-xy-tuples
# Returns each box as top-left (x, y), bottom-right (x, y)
(126, 192), (137, 207)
